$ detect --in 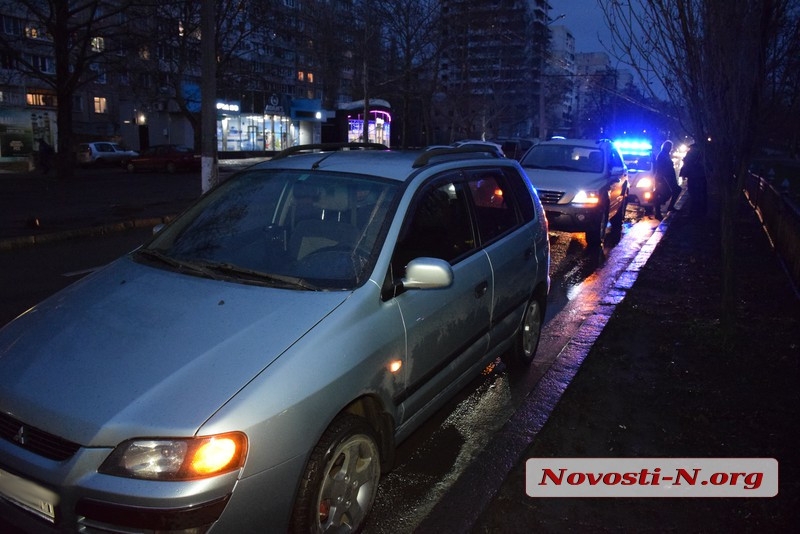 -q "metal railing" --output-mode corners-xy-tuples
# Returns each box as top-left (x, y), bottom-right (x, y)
(744, 172), (800, 292)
